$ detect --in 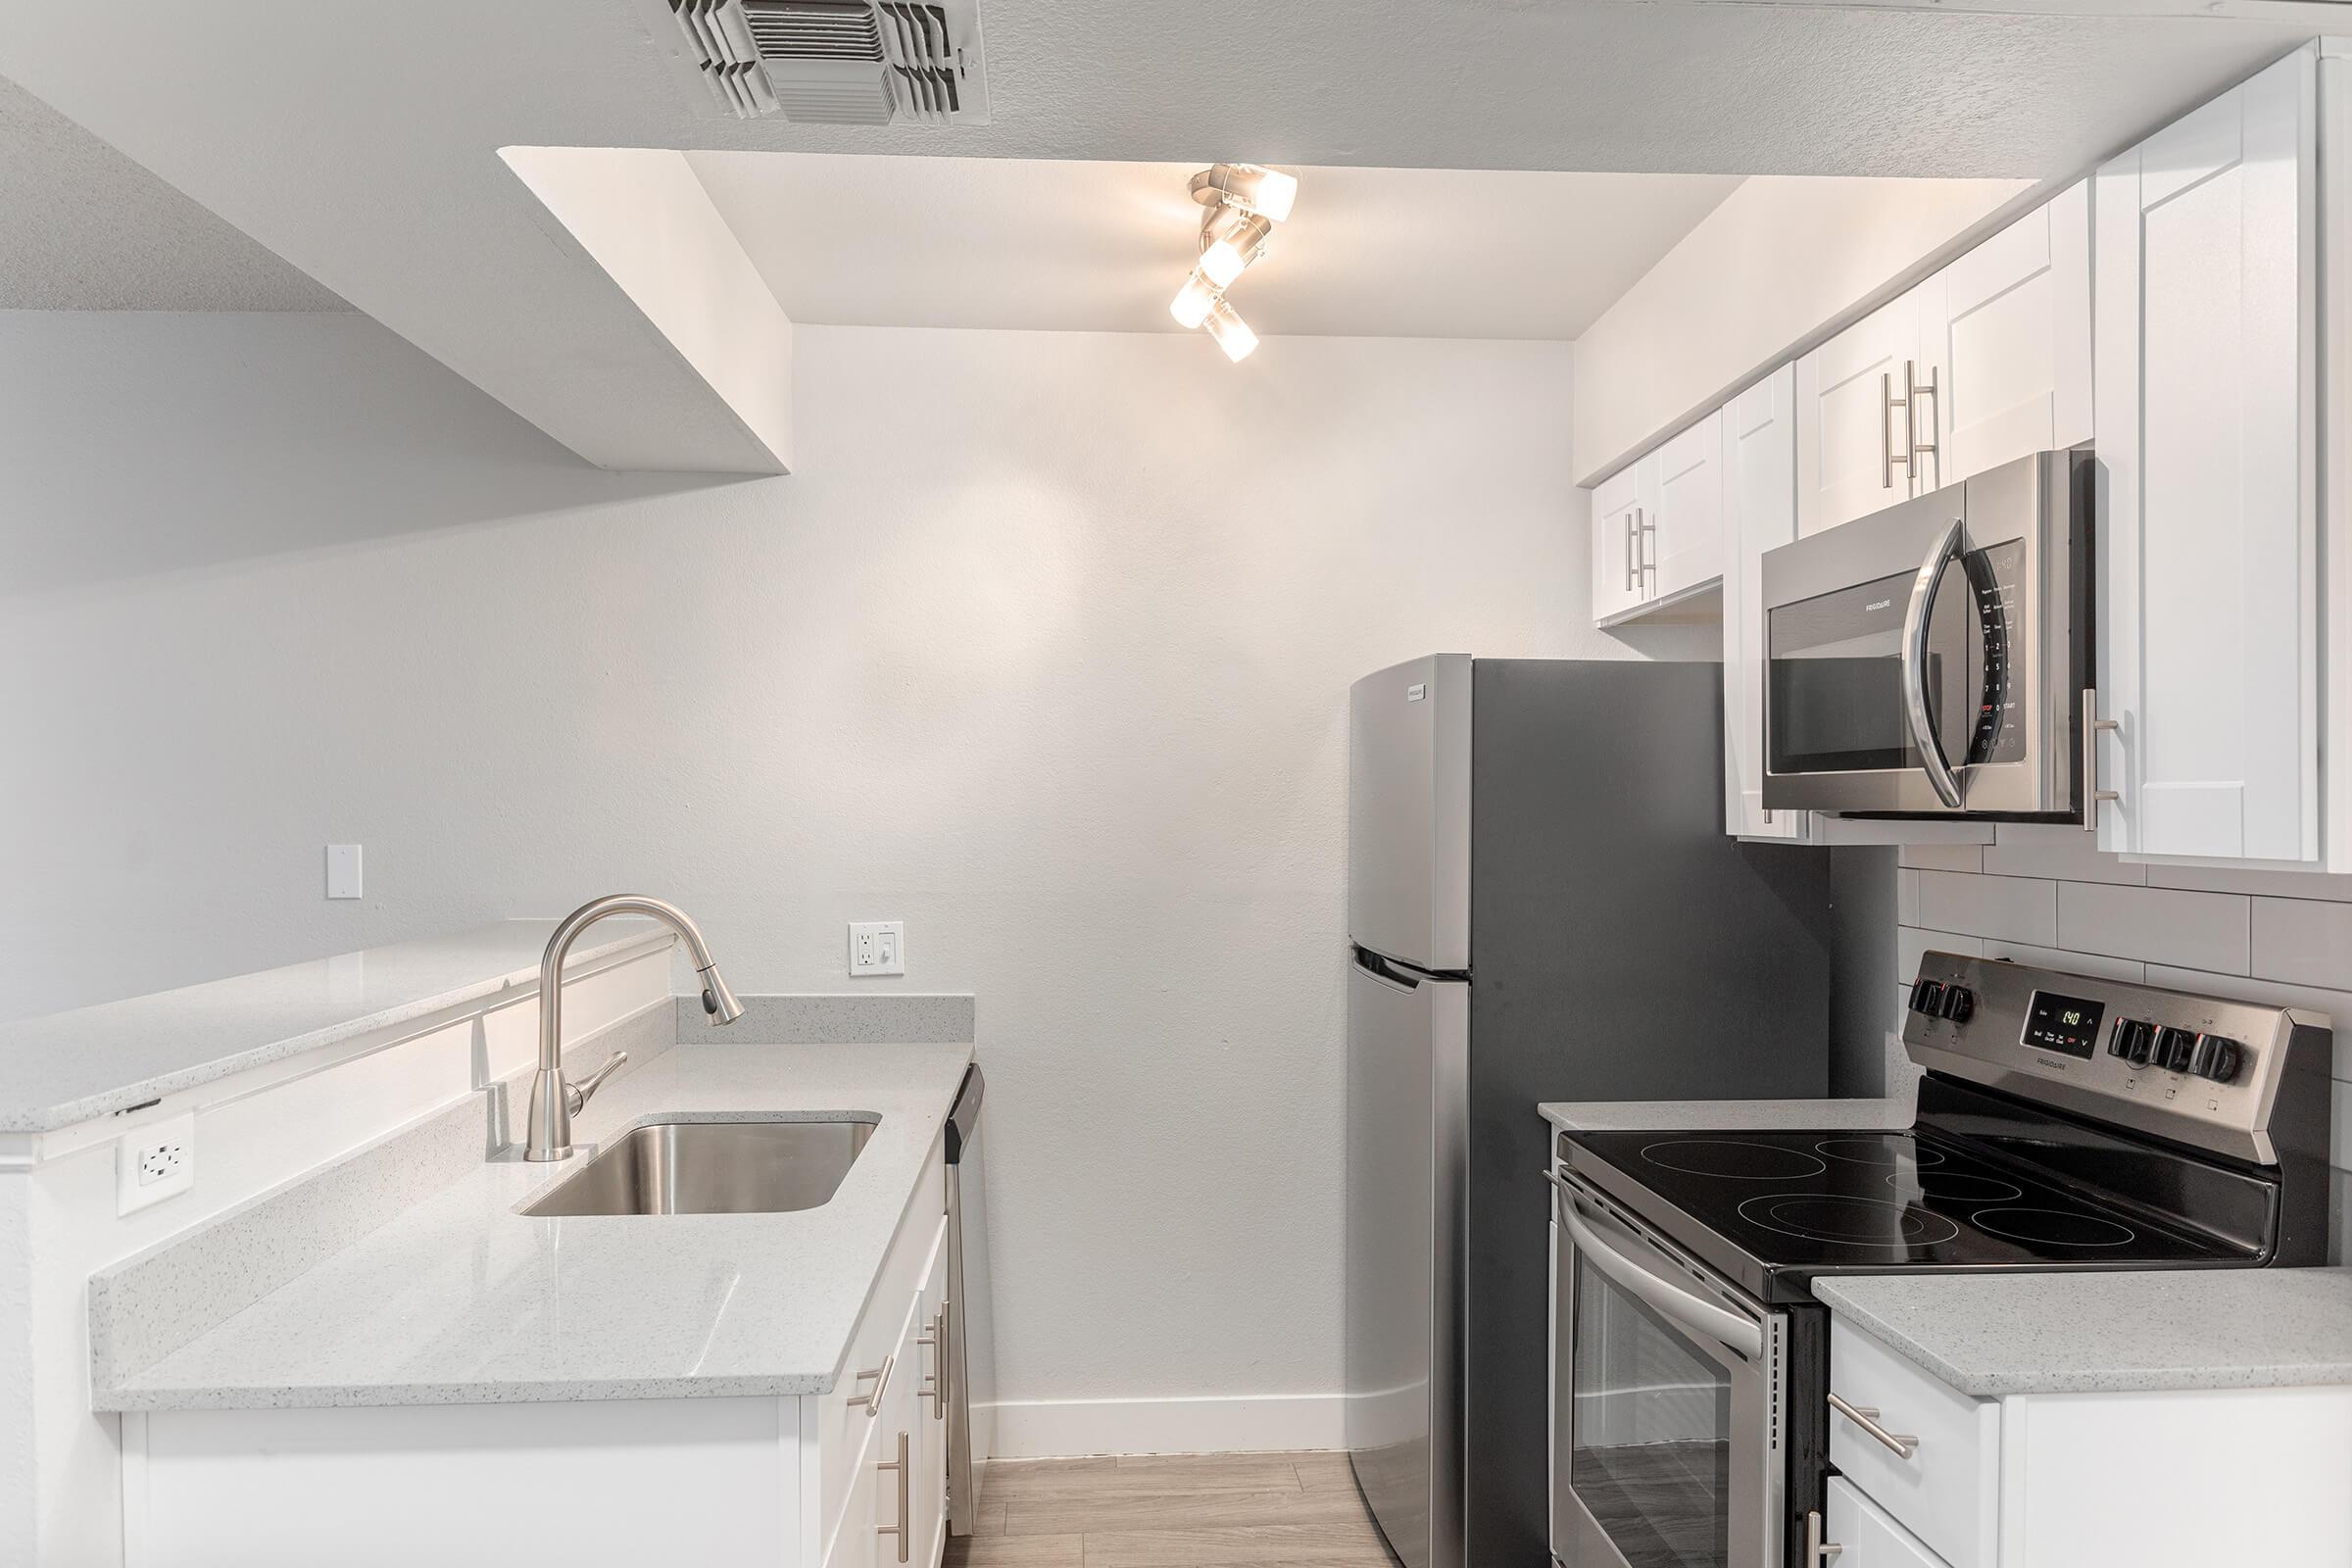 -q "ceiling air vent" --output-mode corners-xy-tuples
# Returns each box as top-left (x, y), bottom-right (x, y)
(650, 0), (991, 125)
